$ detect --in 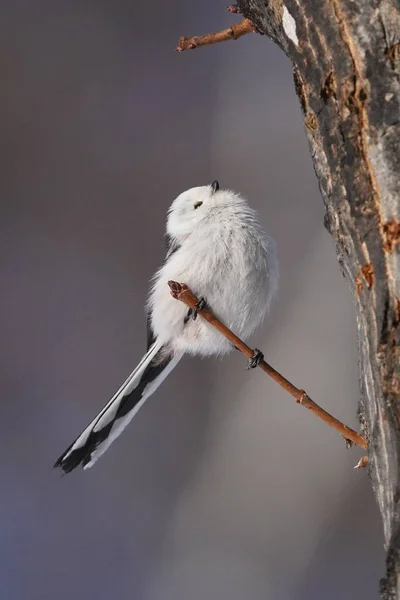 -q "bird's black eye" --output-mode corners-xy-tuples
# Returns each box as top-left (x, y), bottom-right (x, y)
(211, 180), (219, 193)
(194, 201), (203, 210)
